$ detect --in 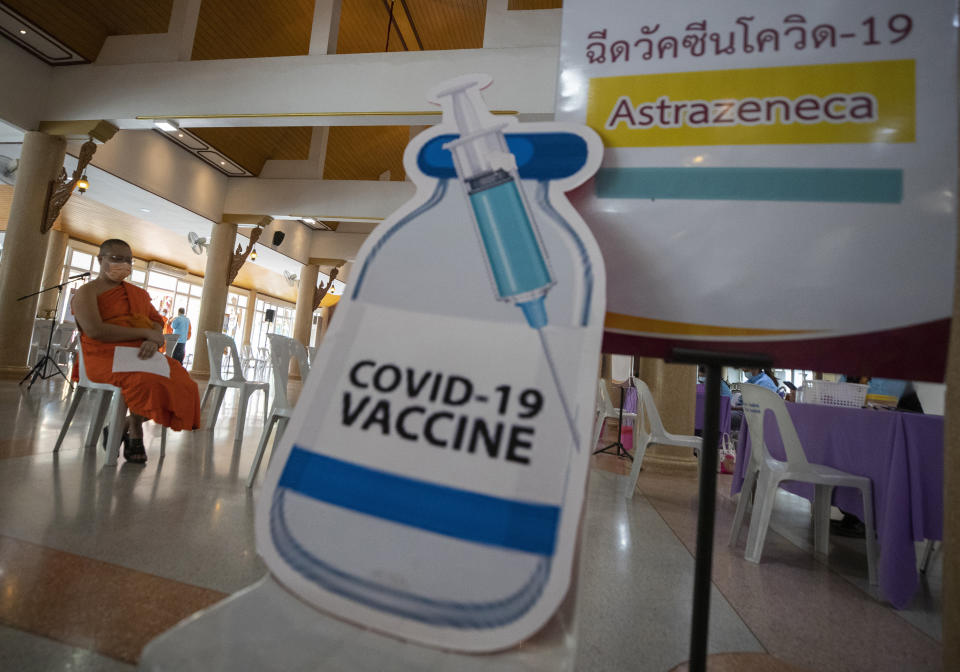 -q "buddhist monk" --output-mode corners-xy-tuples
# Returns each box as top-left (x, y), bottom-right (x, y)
(72, 239), (201, 463)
